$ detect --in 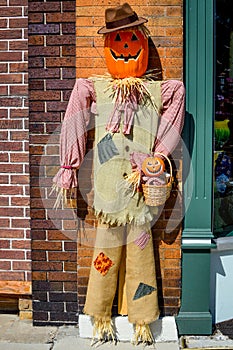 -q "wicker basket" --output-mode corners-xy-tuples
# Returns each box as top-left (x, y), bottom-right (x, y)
(142, 152), (173, 206)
